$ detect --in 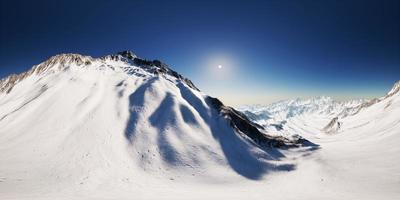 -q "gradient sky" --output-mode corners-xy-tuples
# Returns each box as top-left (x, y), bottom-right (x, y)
(1, 0), (399, 105)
